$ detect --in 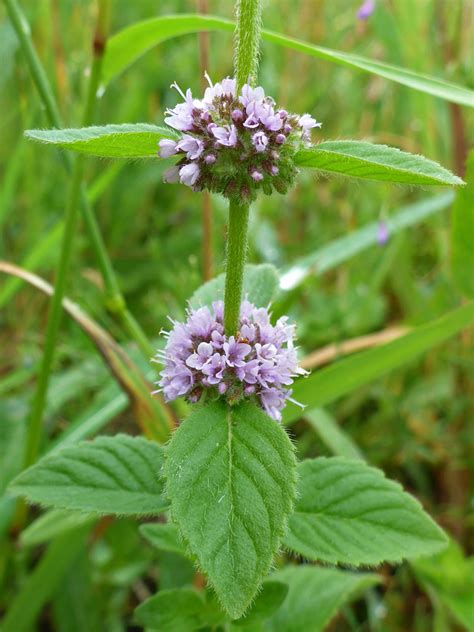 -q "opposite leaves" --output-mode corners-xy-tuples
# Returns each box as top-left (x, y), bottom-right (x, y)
(9, 434), (167, 516)
(165, 400), (297, 619)
(24, 124), (174, 158)
(285, 457), (447, 566)
(295, 141), (464, 186)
